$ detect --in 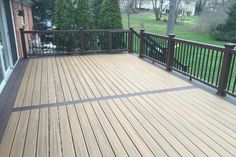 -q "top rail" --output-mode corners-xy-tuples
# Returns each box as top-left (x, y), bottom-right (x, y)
(143, 32), (169, 40)
(23, 29), (130, 33)
(174, 38), (227, 52)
